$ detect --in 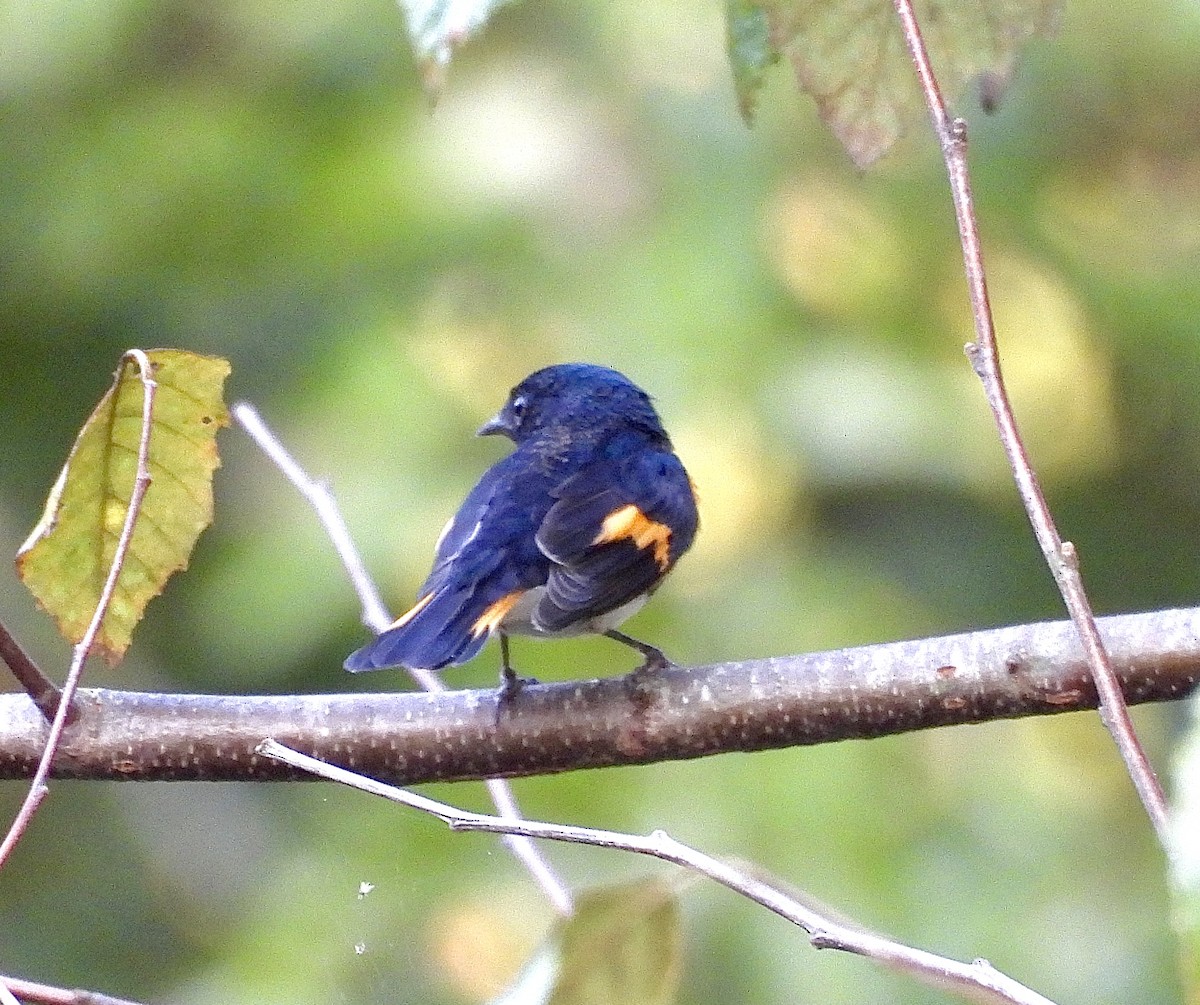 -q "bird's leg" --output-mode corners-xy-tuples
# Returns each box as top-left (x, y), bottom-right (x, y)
(496, 632), (536, 708)
(604, 629), (672, 672)
(498, 632), (521, 695)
